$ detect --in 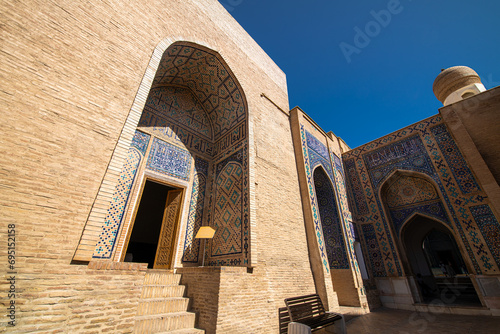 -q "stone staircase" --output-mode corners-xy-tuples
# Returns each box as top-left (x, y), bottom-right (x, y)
(134, 270), (204, 333)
